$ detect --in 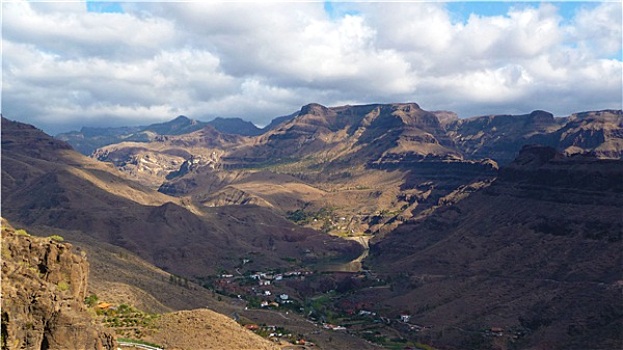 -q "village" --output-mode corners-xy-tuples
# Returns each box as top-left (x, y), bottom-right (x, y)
(202, 265), (528, 349)
(203, 266), (431, 348)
